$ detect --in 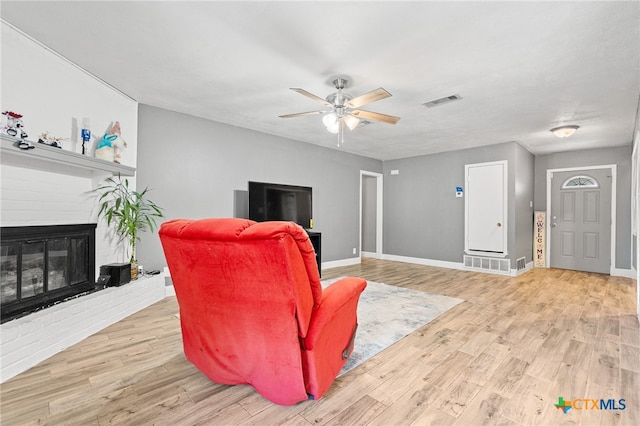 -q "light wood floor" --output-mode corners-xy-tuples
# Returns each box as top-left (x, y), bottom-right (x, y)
(1, 259), (638, 425)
